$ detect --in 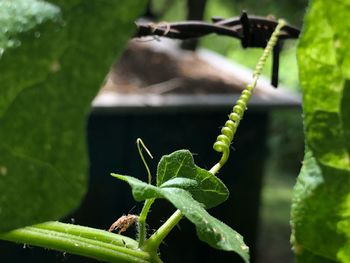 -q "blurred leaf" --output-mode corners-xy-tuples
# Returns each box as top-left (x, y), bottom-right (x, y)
(296, 248), (336, 263)
(156, 150), (229, 208)
(111, 174), (249, 263)
(0, 0), (147, 231)
(291, 0), (350, 262)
